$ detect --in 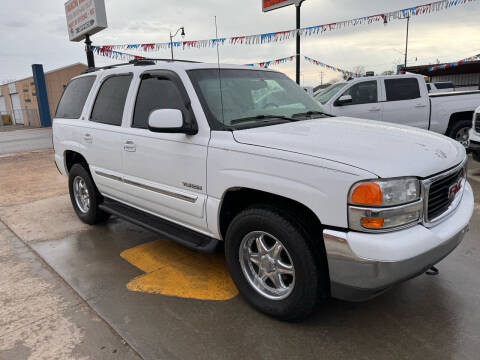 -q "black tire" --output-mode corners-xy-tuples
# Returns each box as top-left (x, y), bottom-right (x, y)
(447, 119), (472, 147)
(68, 164), (110, 225)
(225, 206), (326, 321)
